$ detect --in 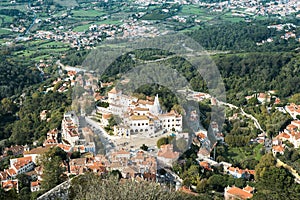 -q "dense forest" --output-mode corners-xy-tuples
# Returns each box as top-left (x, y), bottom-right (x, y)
(0, 49), (41, 100)
(188, 20), (300, 52)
